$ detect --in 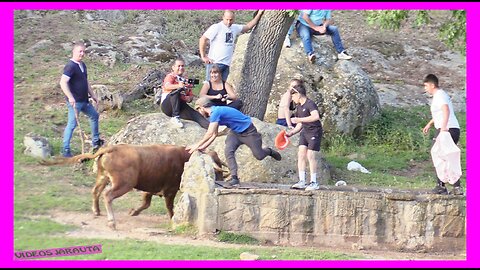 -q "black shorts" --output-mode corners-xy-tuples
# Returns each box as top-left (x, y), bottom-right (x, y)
(299, 128), (323, 151)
